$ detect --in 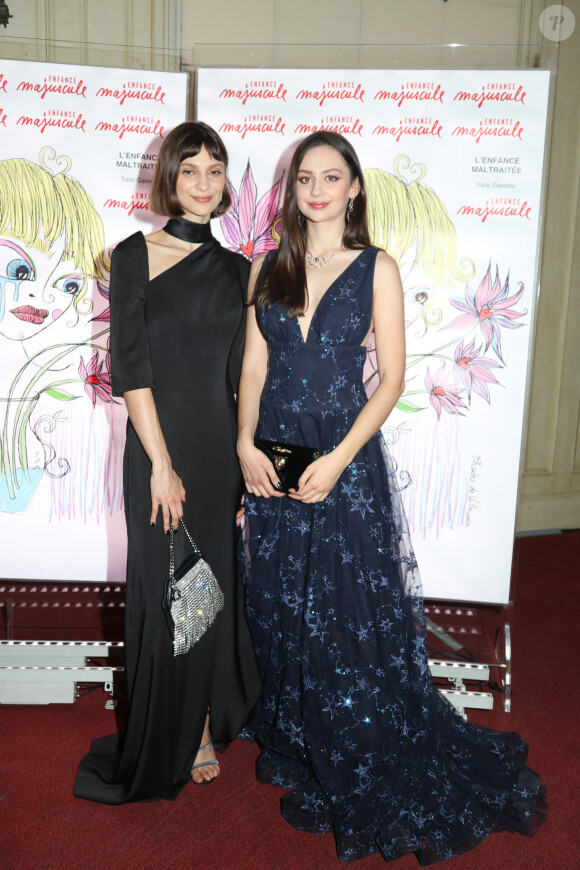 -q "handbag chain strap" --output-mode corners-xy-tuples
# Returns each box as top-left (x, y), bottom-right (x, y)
(169, 519), (202, 581)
